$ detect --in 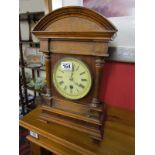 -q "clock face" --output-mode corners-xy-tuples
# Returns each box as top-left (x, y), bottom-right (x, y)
(52, 57), (92, 100)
